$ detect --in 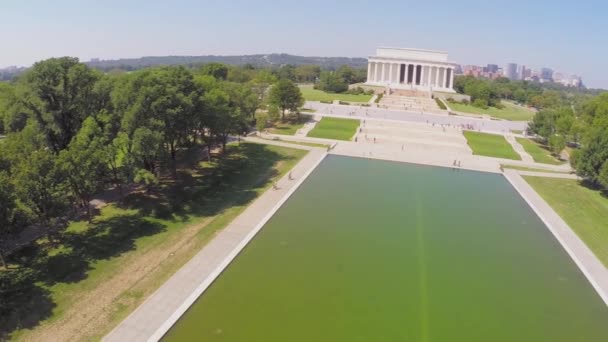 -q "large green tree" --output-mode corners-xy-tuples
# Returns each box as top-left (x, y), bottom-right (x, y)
(14, 57), (101, 152)
(268, 79), (304, 120)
